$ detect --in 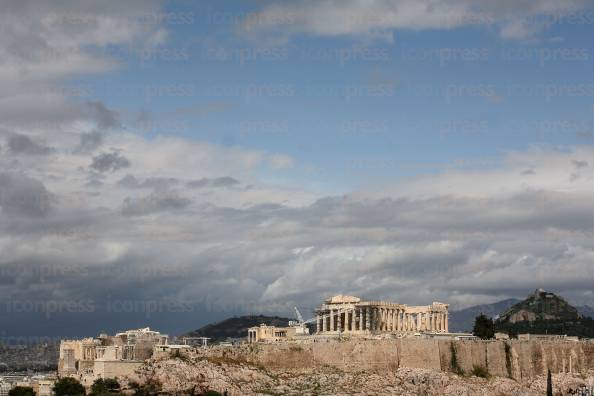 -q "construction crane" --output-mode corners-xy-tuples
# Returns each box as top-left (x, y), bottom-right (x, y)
(294, 306), (304, 324)
(289, 306), (312, 335)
